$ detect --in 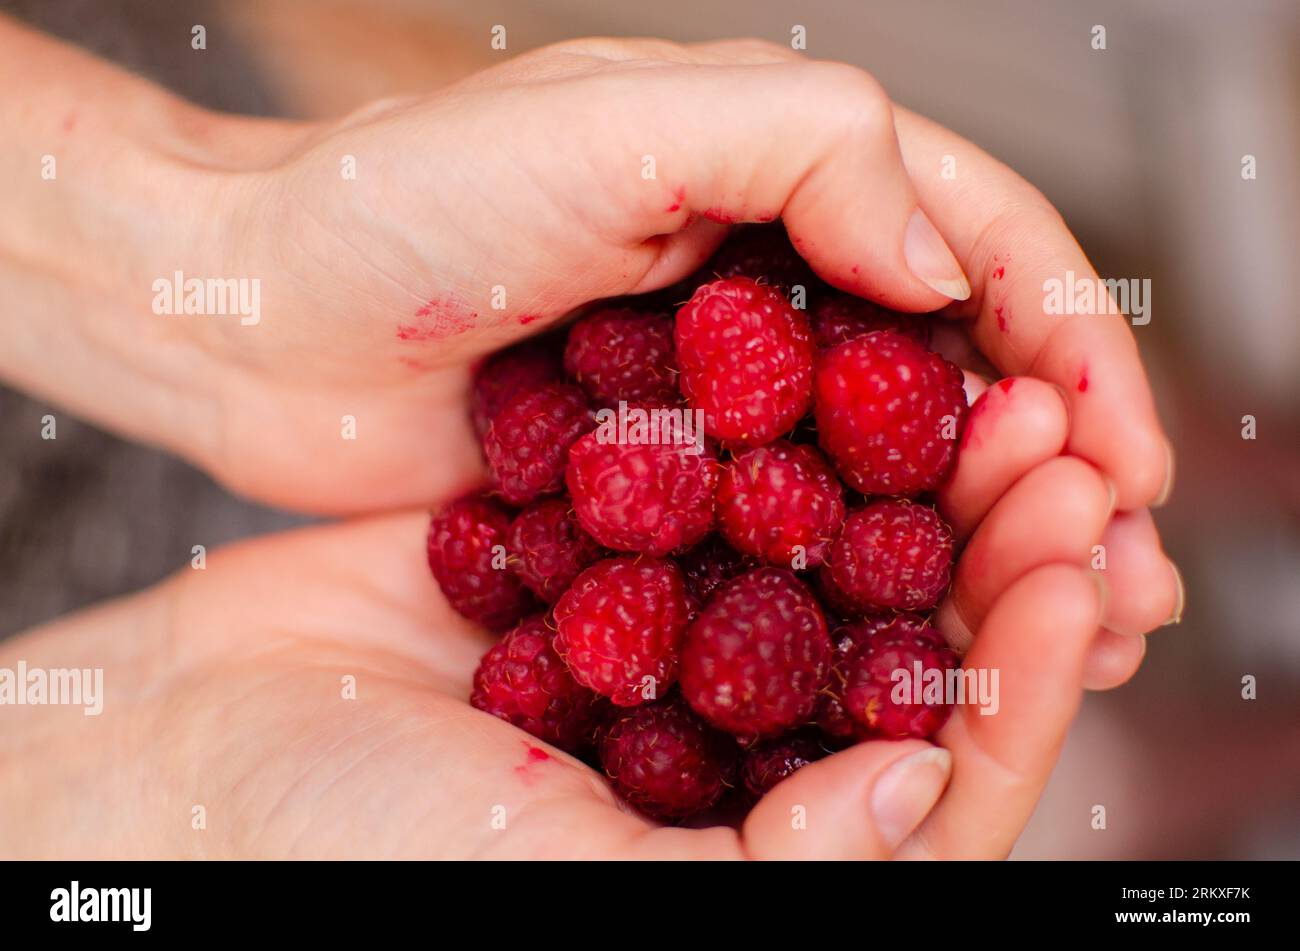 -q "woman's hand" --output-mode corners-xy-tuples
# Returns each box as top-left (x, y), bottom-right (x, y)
(0, 510), (1103, 859)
